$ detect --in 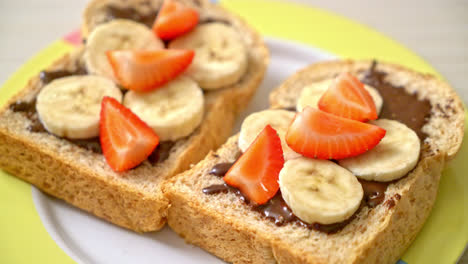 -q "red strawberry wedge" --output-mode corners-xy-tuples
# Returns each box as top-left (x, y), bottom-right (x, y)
(224, 125), (285, 205)
(286, 107), (386, 160)
(153, 0), (199, 40)
(318, 72), (378, 121)
(106, 49), (194, 92)
(100, 97), (159, 172)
